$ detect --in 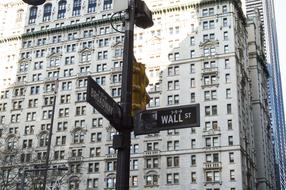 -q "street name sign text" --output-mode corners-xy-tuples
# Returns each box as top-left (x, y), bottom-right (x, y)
(87, 76), (121, 128)
(134, 104), (200, 135)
